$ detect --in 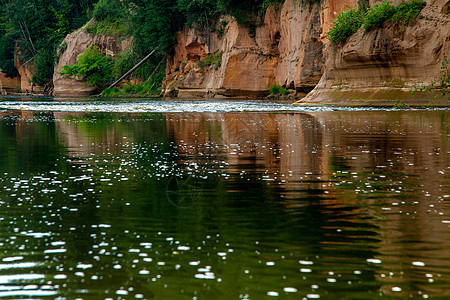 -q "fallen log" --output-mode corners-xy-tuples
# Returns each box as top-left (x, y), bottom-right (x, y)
(100, 47), (159, 95)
